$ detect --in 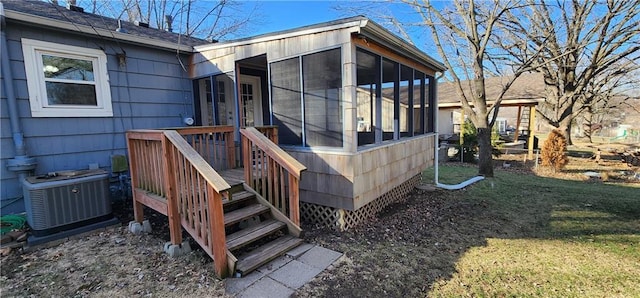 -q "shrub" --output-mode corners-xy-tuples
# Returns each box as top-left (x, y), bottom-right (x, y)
(541, 129), (569, 171)
(452, 120), (502, 162)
